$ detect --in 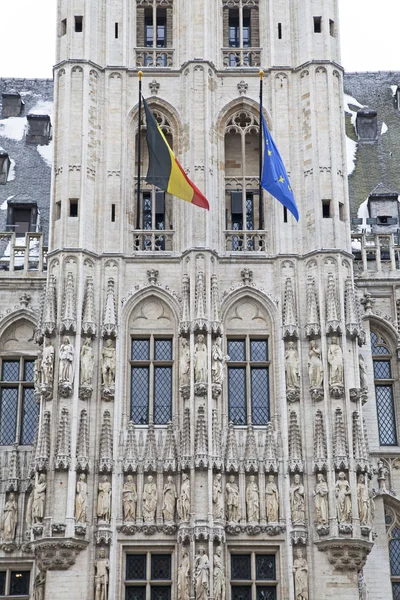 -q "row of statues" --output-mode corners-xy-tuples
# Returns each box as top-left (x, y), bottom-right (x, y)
(180, 336), (229, 387)
(286, 337), (346, 390)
